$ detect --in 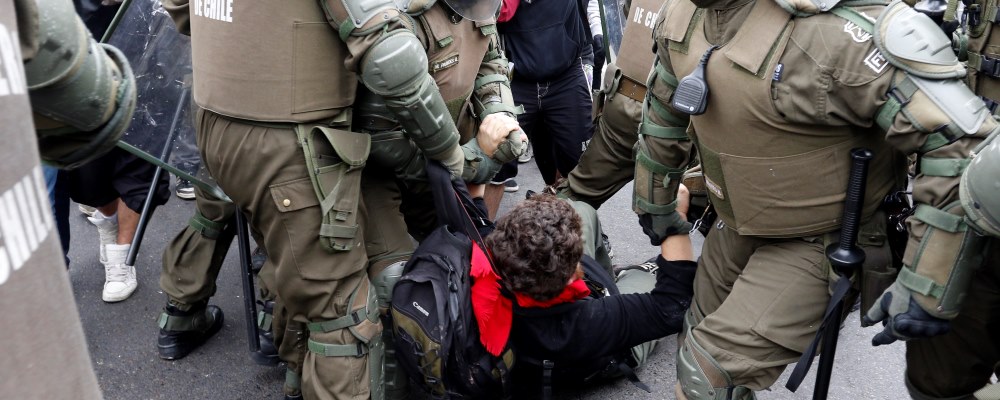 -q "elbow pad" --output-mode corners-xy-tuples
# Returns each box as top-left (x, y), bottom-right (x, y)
(961, 129), (1000, 237)
(360, 30), (460, 161)
(24, 0), (136, 169)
